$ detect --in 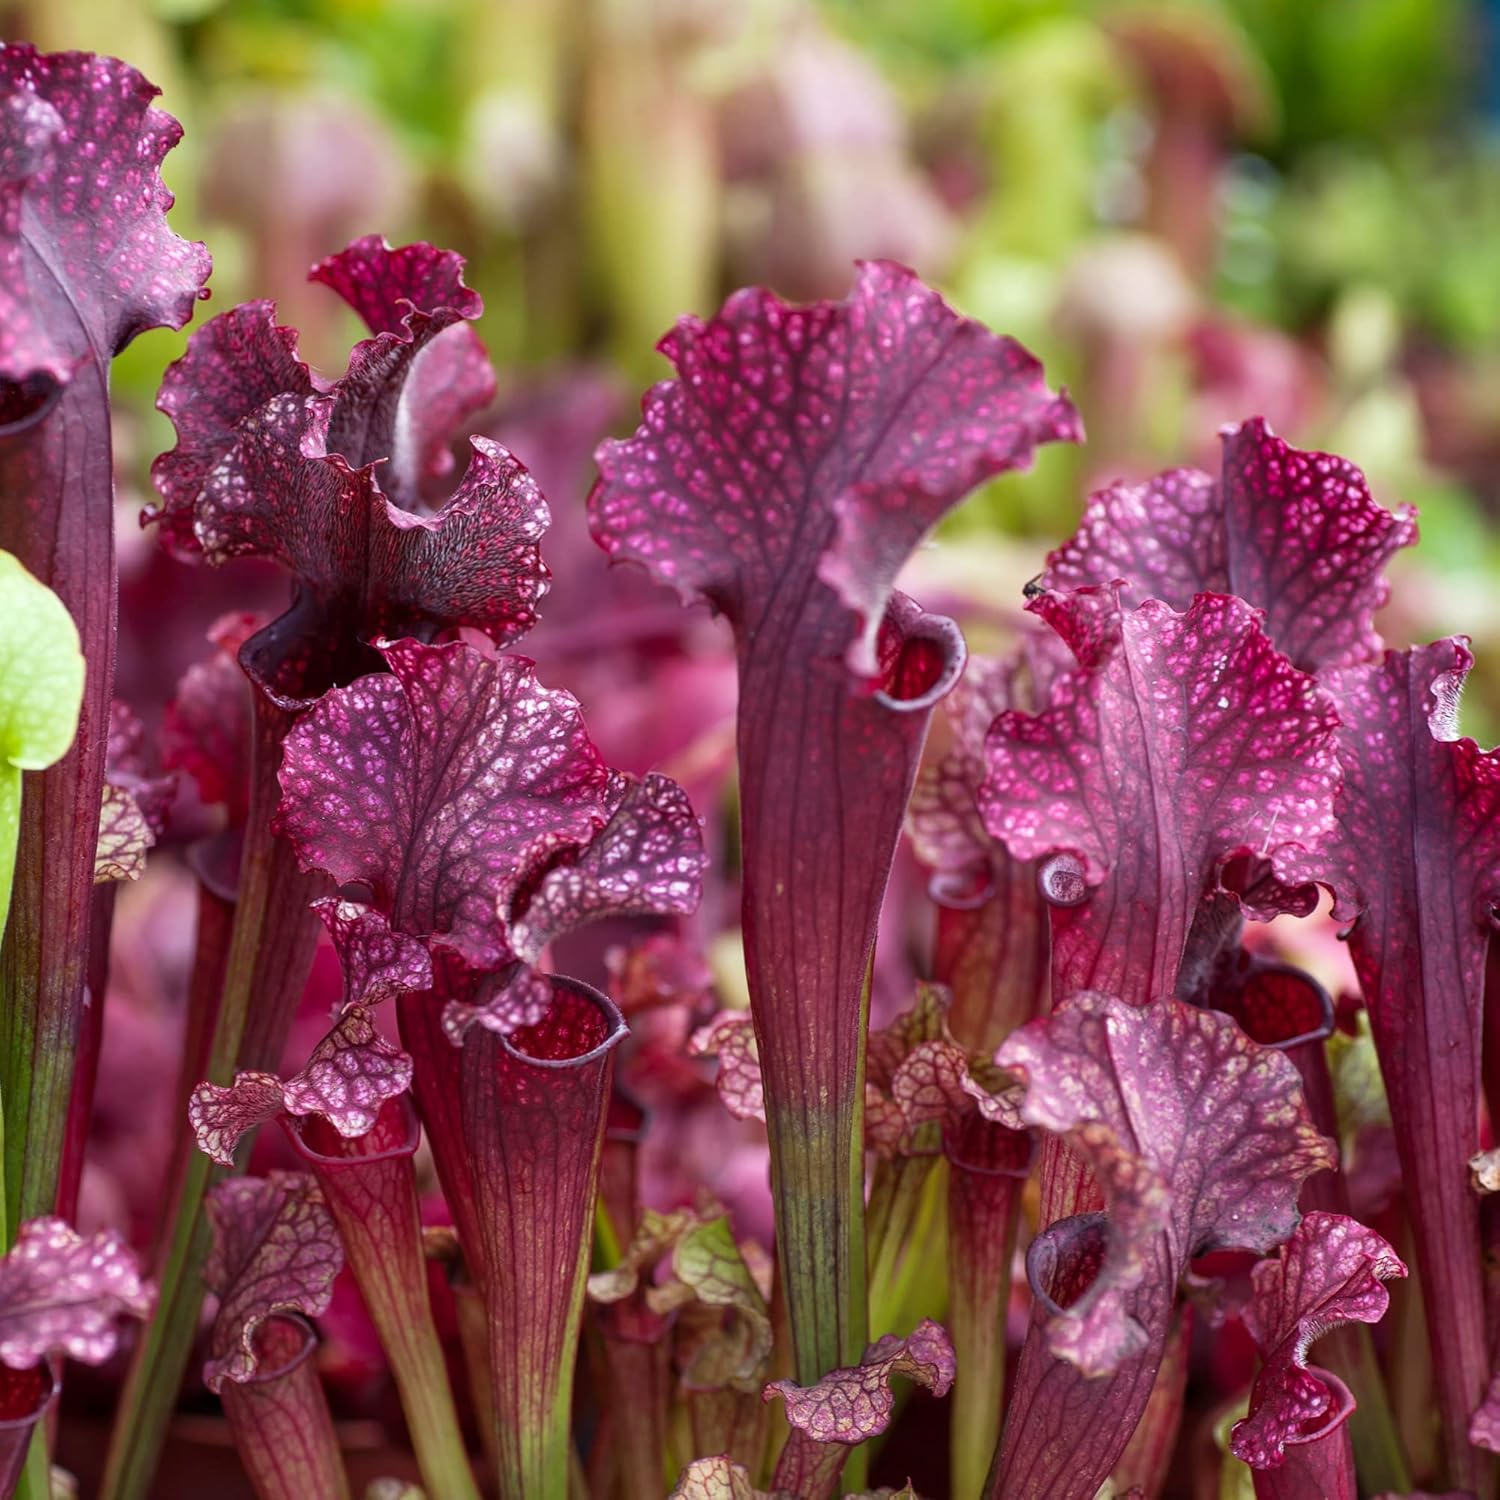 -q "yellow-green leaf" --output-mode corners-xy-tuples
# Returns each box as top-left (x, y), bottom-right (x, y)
(0, 550), (84, 773)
